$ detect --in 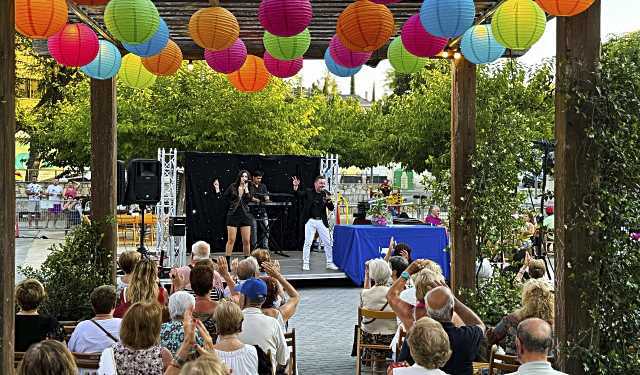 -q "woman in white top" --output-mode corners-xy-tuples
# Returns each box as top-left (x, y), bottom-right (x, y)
(260, 261), (300, 332)
(213, 301), (259, 375)
(393, 317), (451, 375)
